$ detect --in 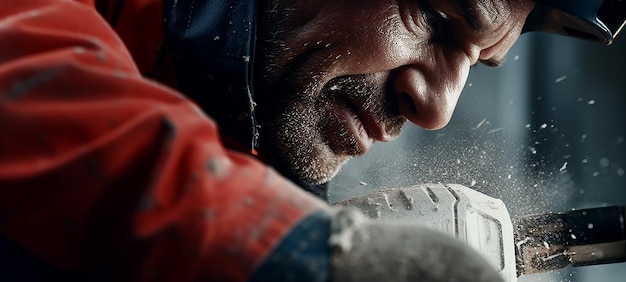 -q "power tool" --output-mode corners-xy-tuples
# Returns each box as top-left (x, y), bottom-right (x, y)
(333, 184), (626, 282)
